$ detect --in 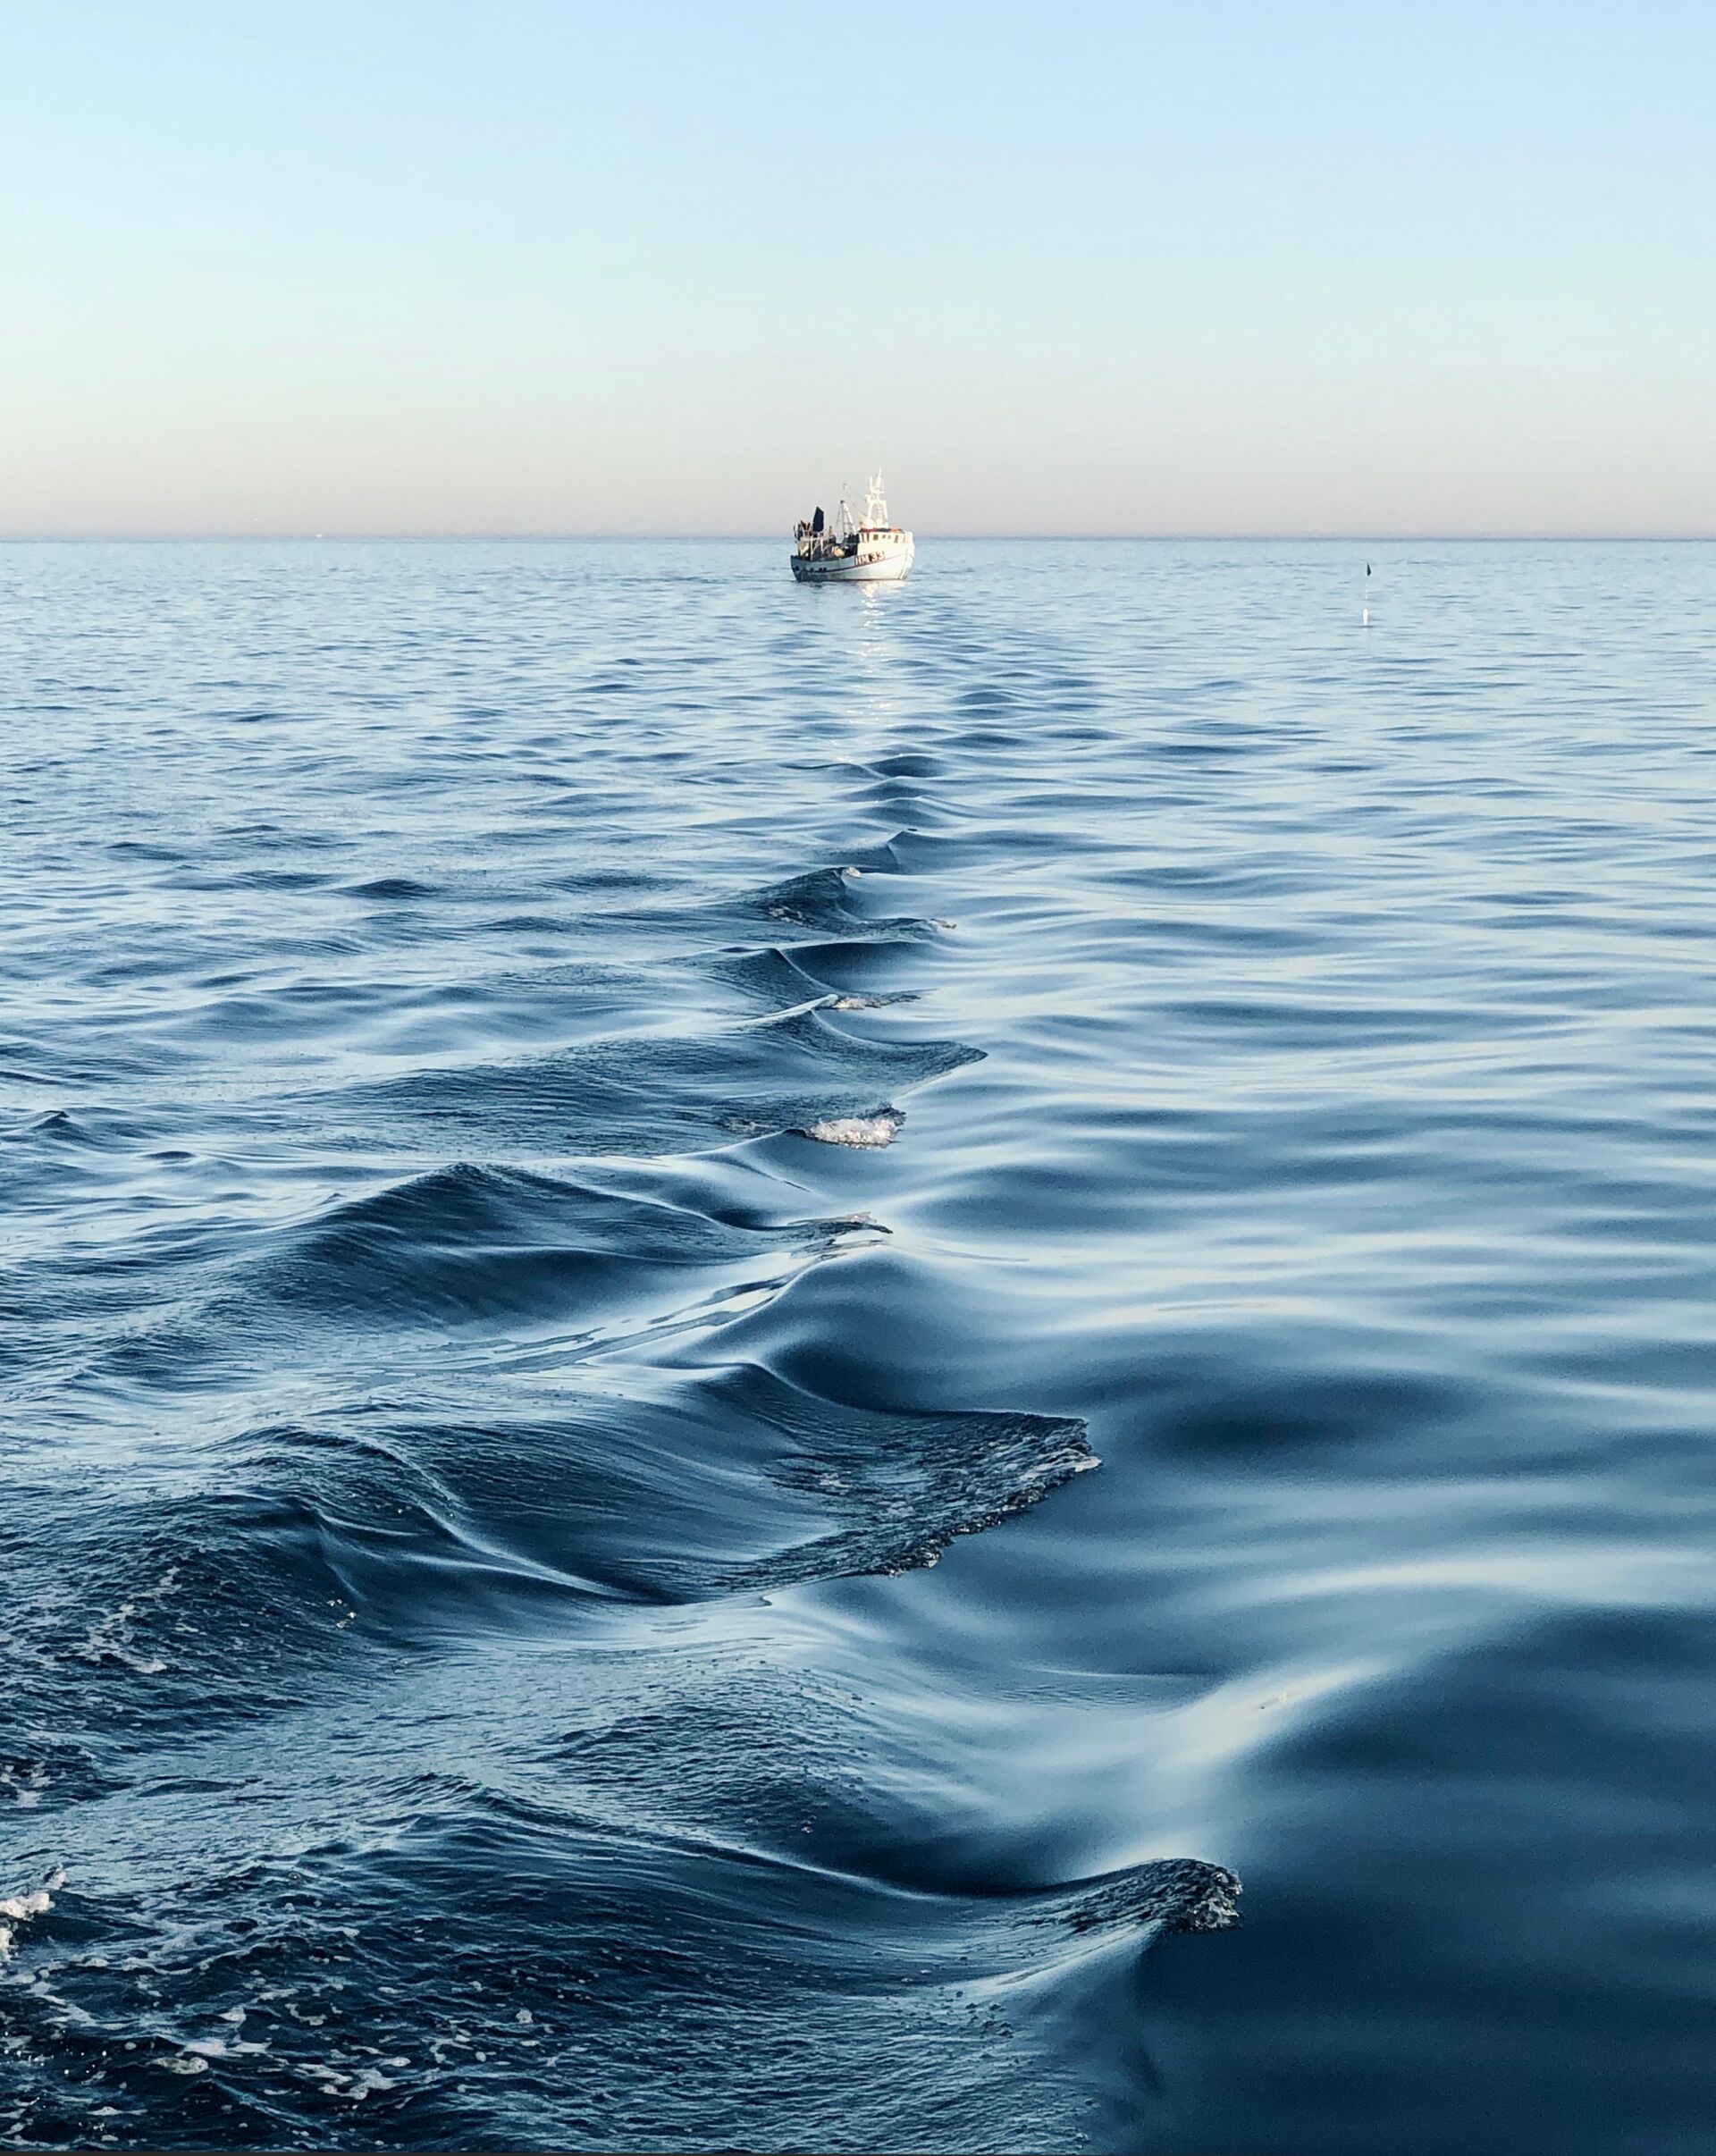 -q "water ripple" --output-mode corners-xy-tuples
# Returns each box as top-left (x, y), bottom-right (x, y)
(4, 538), (1714, 2153)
